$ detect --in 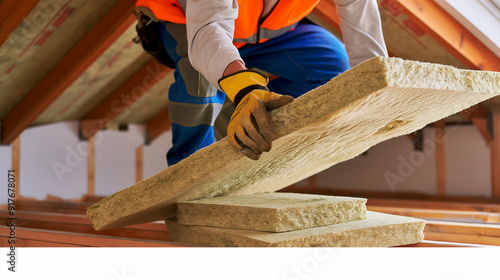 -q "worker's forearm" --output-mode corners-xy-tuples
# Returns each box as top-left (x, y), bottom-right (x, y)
(223, 60), (247, 76)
